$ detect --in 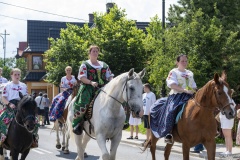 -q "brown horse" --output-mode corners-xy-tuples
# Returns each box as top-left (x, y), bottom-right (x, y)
(145, 73), (235, 160)
(54, 81), (80, 154)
